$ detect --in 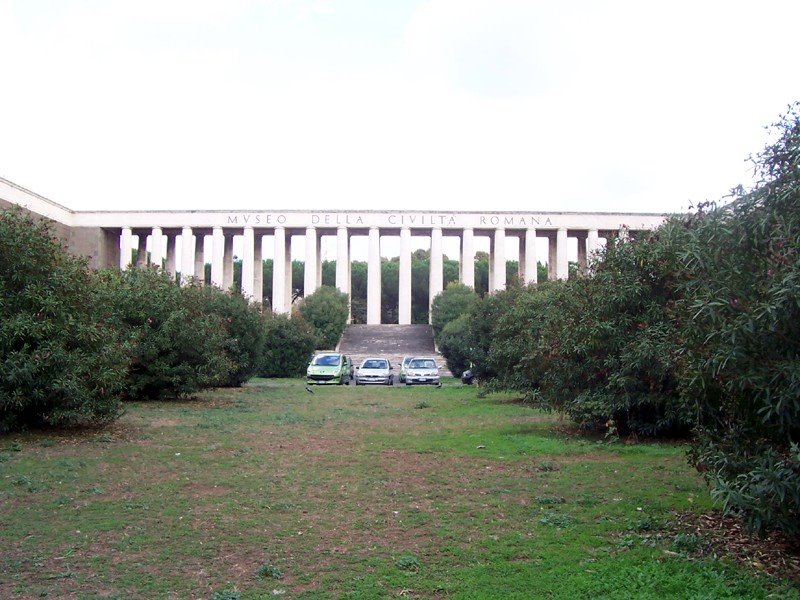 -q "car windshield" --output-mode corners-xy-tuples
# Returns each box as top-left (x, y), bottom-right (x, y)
(312, 354), (341, 366)
(363, 359), (388, 369)
(402, 357), (413, 367)
(410, 359), (437, 369)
